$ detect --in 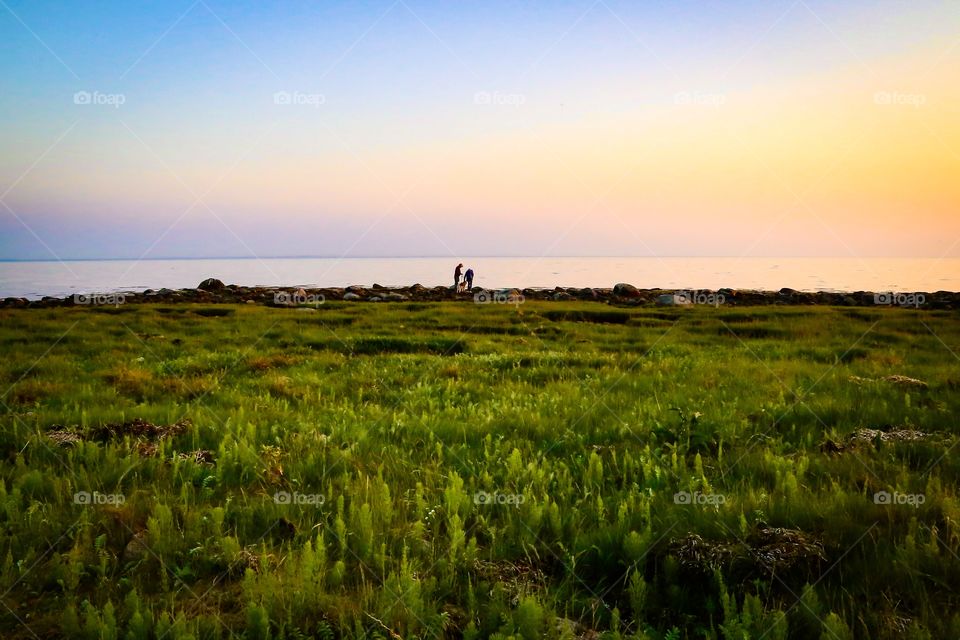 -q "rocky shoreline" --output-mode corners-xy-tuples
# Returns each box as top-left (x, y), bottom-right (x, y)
(2, 278), (958, 309)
